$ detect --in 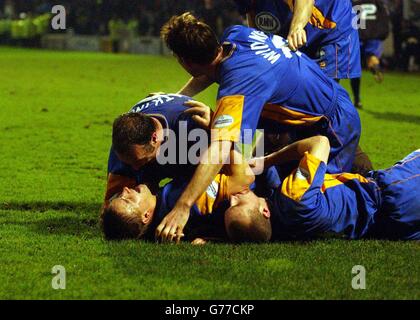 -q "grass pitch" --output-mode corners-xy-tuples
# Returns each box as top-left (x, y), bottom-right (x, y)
(0, 47), (419, 299)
